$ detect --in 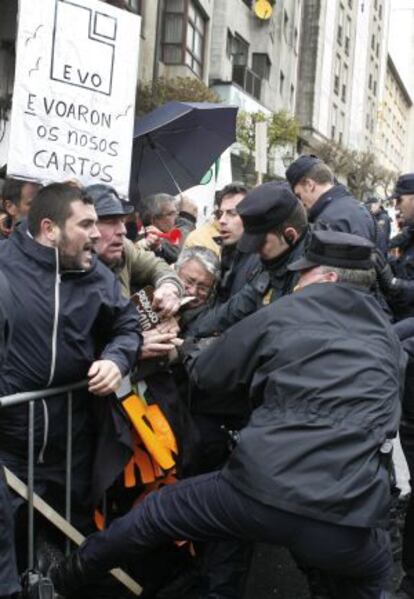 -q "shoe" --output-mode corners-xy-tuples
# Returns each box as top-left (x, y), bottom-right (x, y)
(49, 552), (89, 597)
(394, 590), (414, 598)
(394, 577), (414, 599)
